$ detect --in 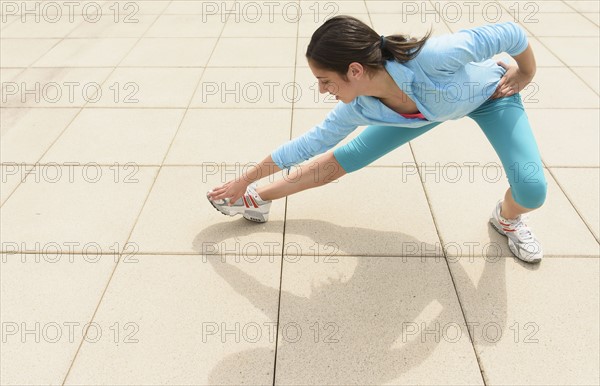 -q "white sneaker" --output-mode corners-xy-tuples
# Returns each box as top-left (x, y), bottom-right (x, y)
(207, 182), (272, 223)
(489, 200), (543, 263)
